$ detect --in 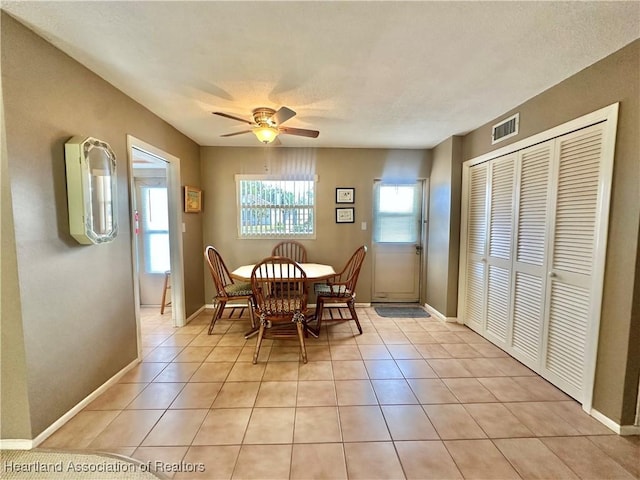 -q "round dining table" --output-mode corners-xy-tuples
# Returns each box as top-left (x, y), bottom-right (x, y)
(230, 262), (336, 282)
(231, 263), (336, 339)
